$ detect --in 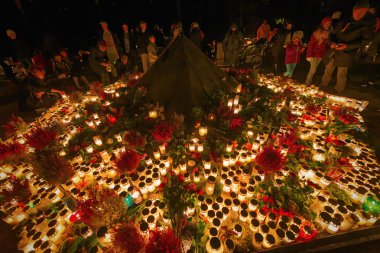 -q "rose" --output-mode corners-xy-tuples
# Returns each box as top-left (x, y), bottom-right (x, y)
(152, 122), (173, 143)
